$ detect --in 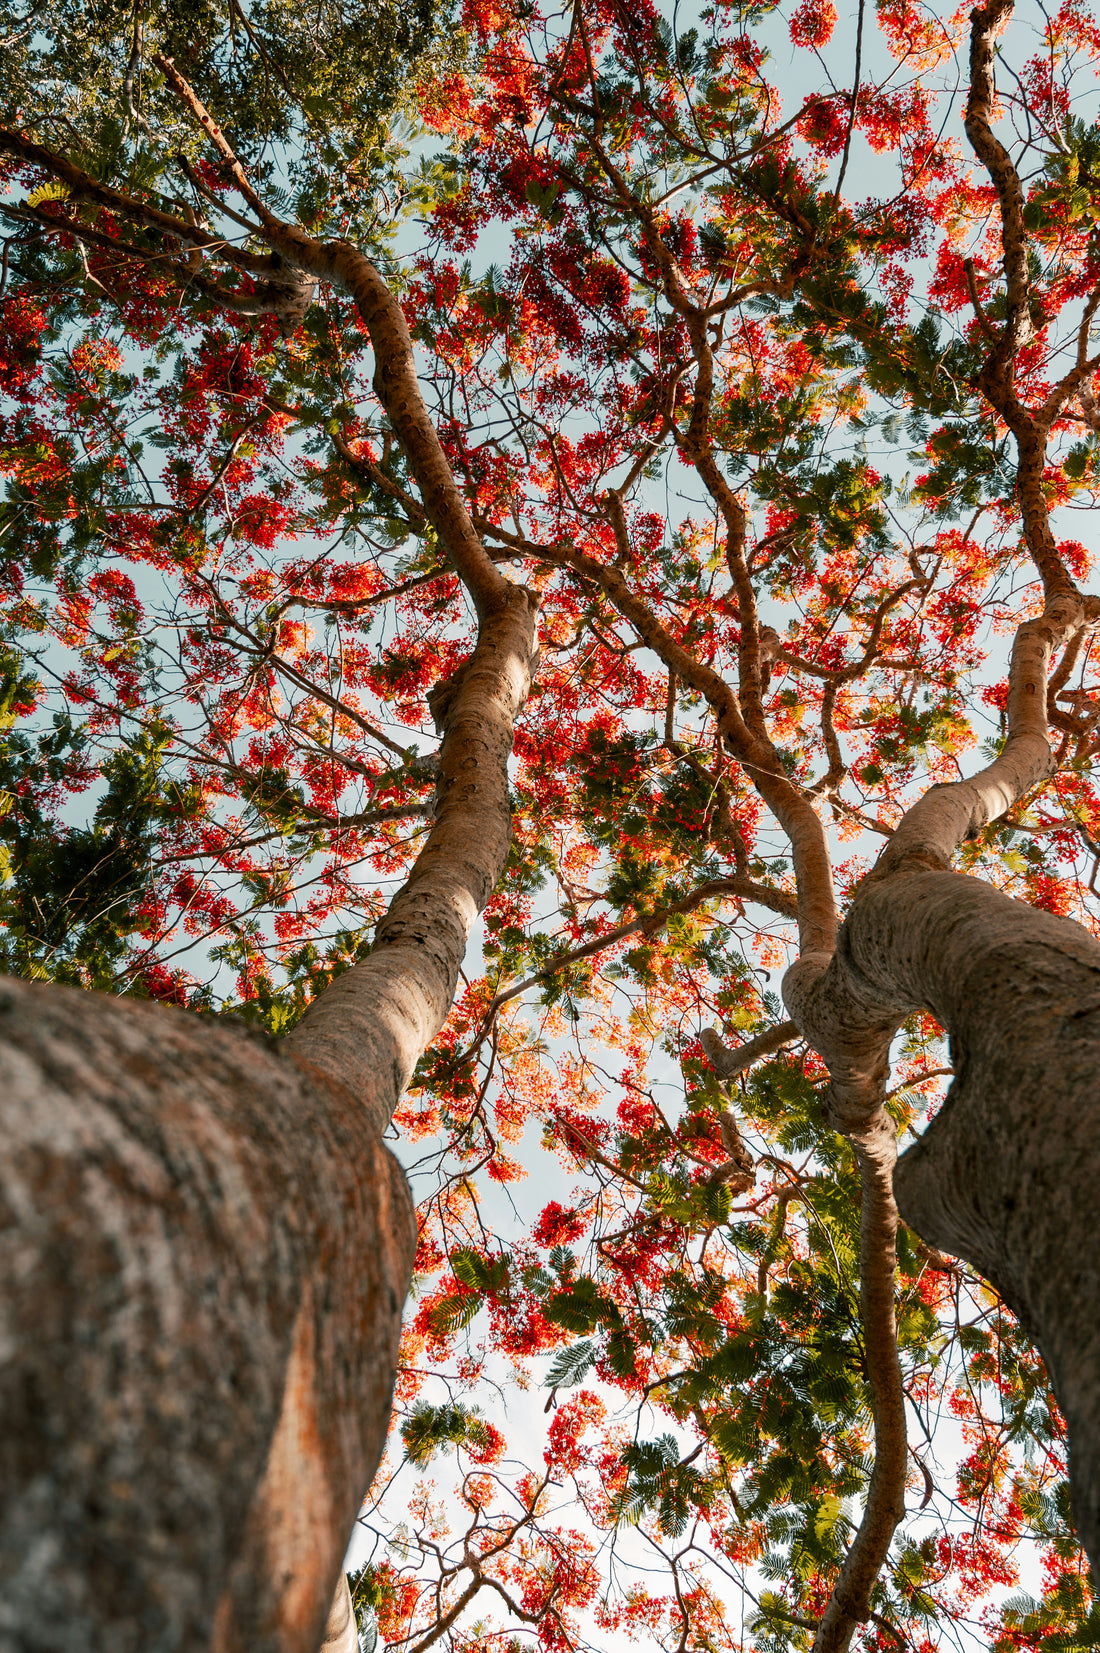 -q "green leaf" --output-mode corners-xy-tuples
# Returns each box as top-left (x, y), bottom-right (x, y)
(545, 1339), (596, 1388)
(426, 1293), (479, 1337)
